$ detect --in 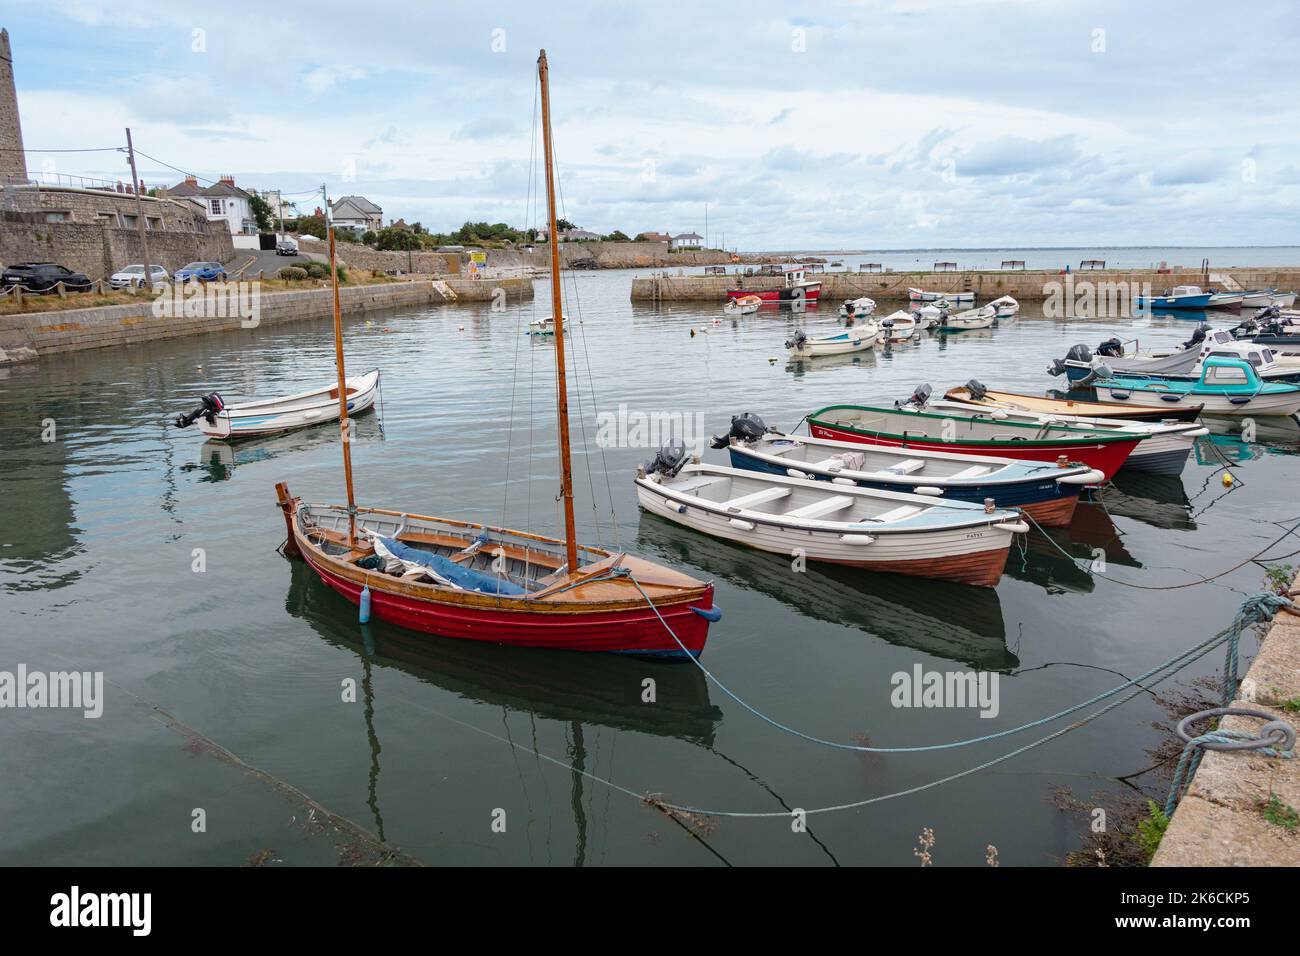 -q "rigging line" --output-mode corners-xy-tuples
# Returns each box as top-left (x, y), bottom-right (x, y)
(502, 78), (540, 531)
(551, 149), (621, 549)
(546, 146), (604, 548)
